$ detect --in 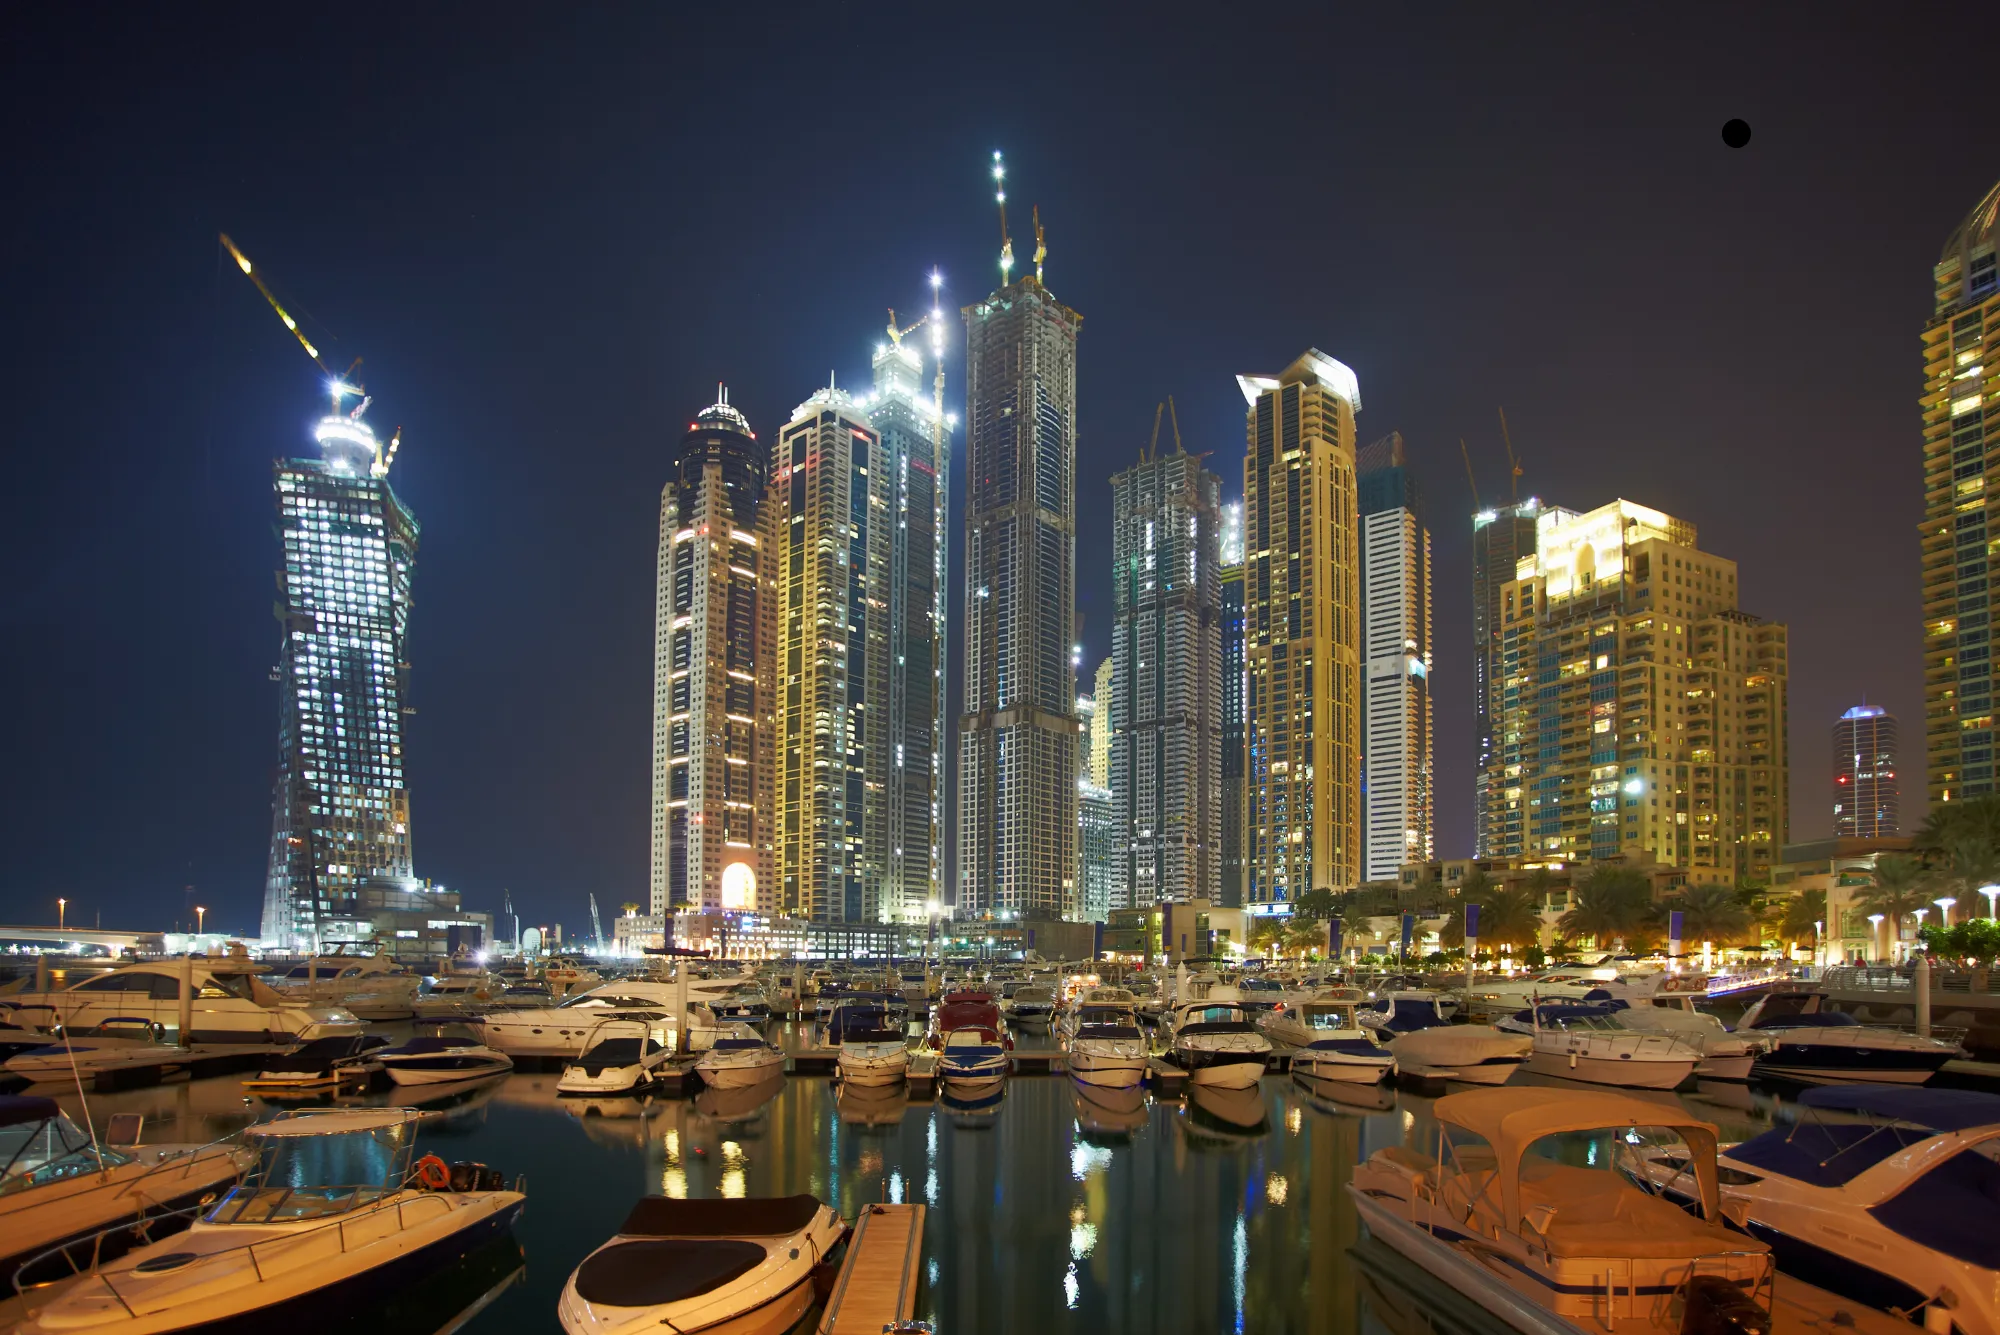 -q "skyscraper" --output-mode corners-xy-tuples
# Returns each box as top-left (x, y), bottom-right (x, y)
(263, 393), (419, 950)
(1090, 656), (1115, 790)
(867, 314), (951, 922)
(1921, 178), (2000, 807)
(1220, 502), (1246, 908)
(650, 390), (775, 918)
(958, 179), (1082, 920)
(1472, 499), (1545, 858)
(1482, 500), (1789, 885)
(773, 383), (890, 923)
(1240, 350), (1363, 907)
(1357, 433), (1433, 882)
(1834, 705), (1900, 837)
